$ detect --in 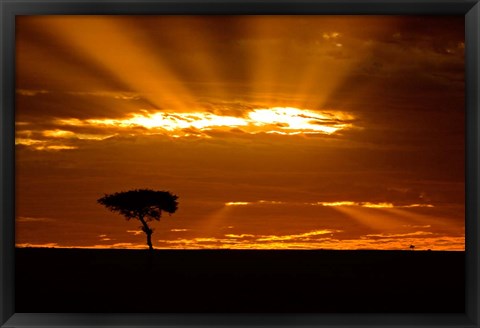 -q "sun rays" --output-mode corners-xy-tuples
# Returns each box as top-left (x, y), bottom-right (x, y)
(16, 16), (378, 149)
(37, 16), (199, 111)
(16, 16), (376, 116)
